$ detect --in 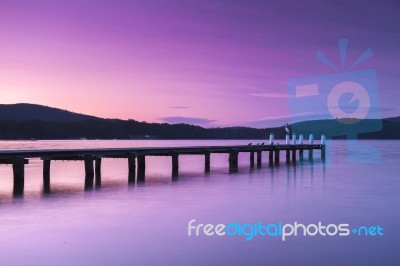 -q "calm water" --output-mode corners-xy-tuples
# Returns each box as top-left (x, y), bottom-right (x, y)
(0, 140), (399, 266)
